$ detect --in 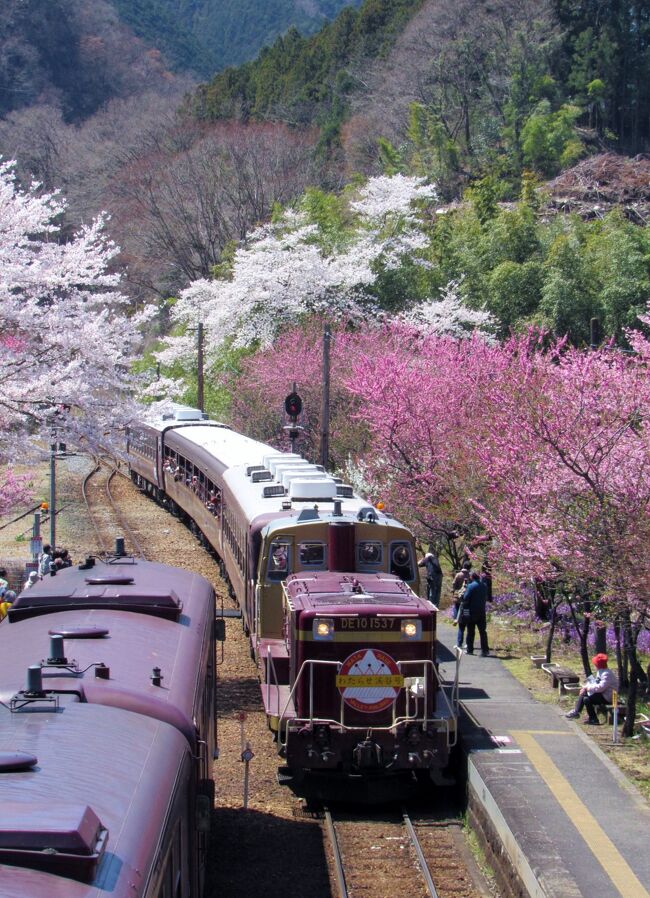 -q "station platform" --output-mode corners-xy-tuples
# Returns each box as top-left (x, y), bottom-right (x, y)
(436, 622), (650, 898)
